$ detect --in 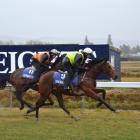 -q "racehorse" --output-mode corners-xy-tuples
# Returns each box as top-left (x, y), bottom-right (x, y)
(0, 60), (51, 110)
(29, 59), (118, 120)
(0, 53), (66, 111)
